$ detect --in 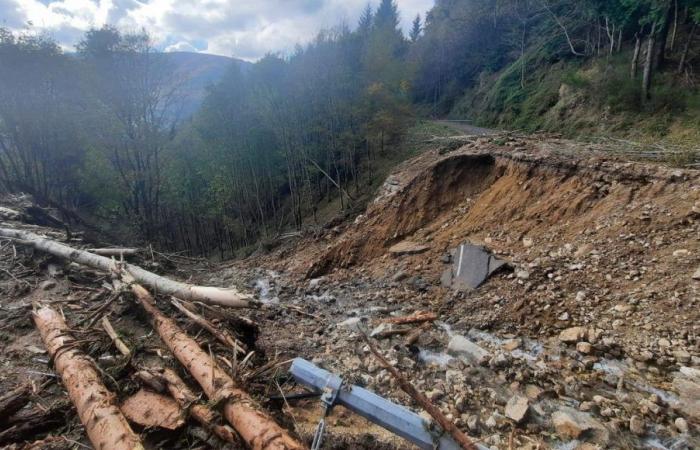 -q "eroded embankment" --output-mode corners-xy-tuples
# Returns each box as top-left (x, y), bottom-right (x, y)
(213, 136), (699, 449)
(310, 142), (696, 279)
